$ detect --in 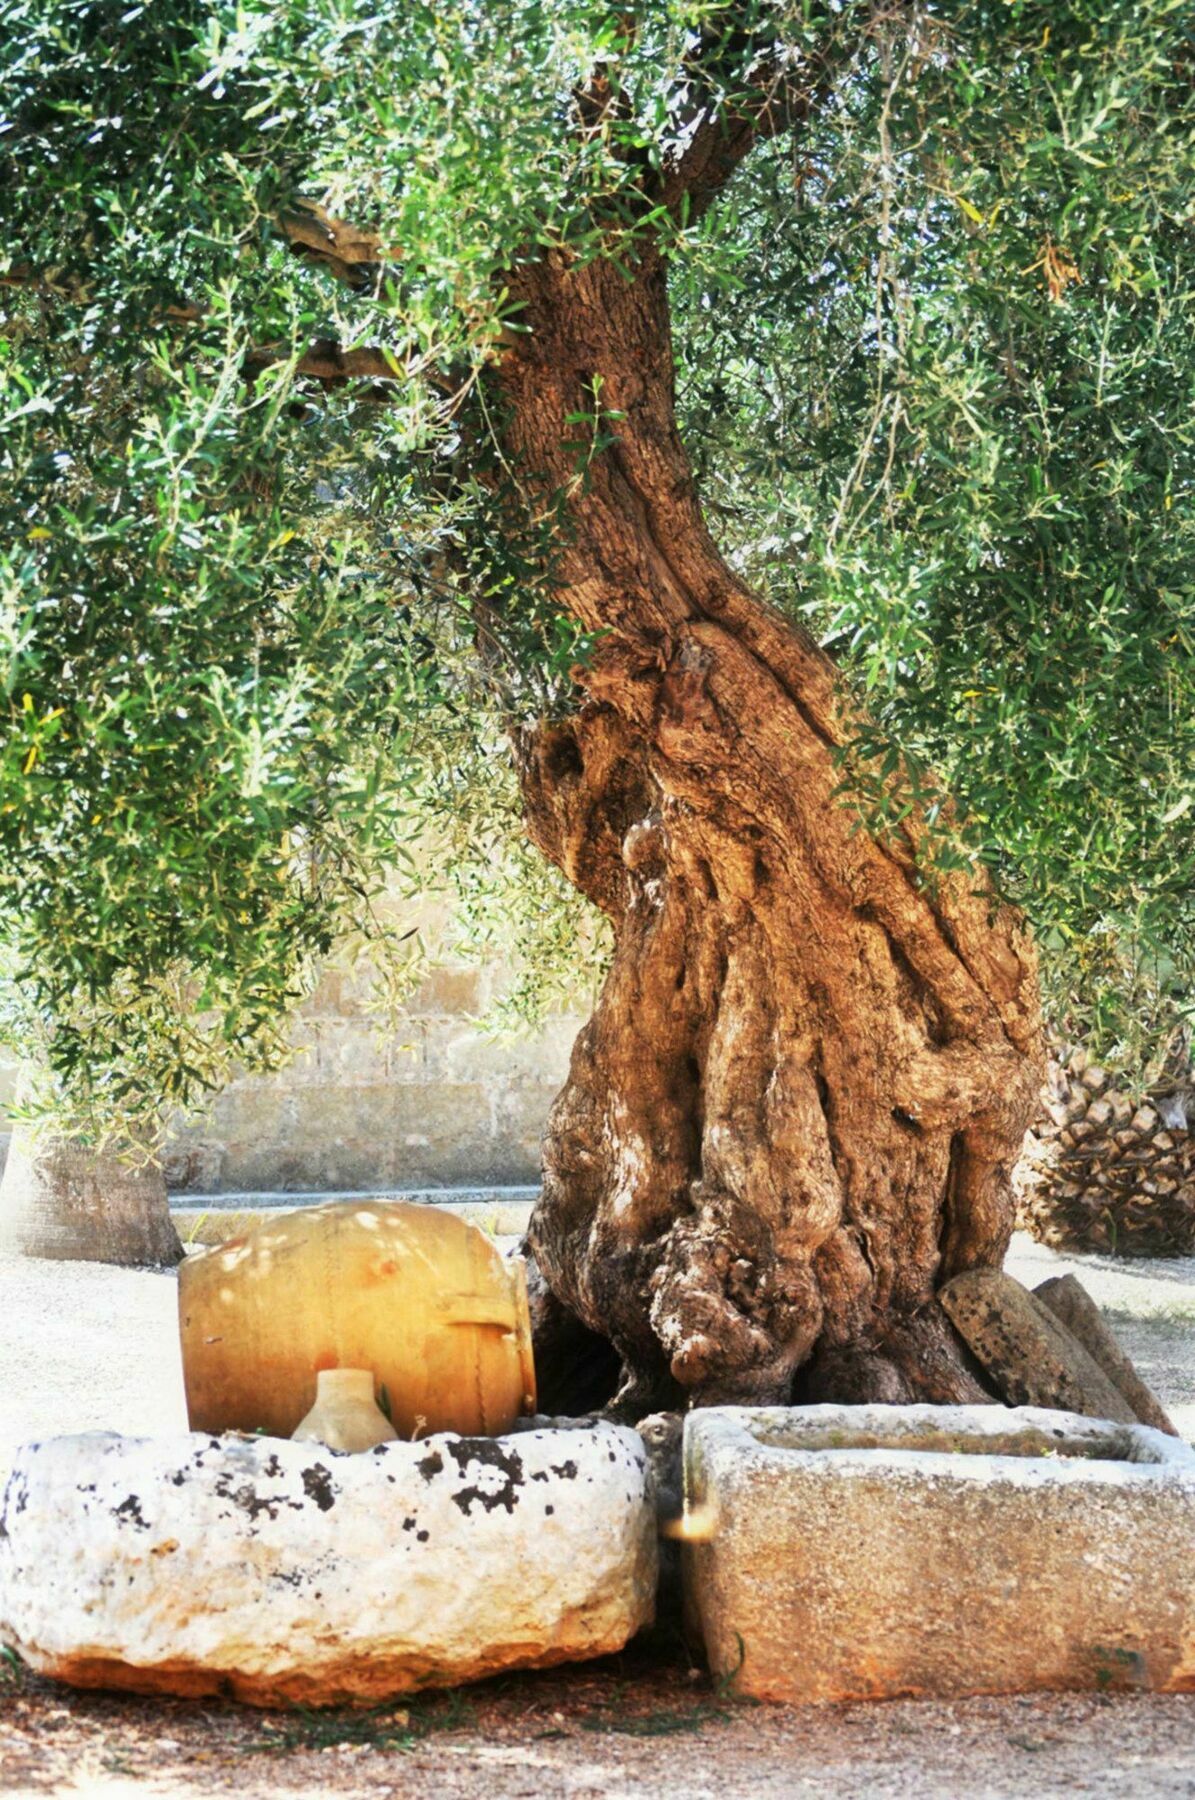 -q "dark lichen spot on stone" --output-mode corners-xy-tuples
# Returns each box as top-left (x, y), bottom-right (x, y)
(213, 1472), (292, 1522)
(417, 1450), (444, 1481)
(530, 1470), (549, 1483)
(0, 1472), (29, 1538)
(545, 1505), (555, 1516)
(402, 1516), (418, 1532)
(446, 1438), (525, 1516)
(417, 1529), (430, 1542)
(112, 1494), (150, 1530)
(447, 1439), (524, 1483)
(169, 1471), (187, 1487)
(262, 1454), (283, 1479)
(550, 1461), (578, 1481)
(301, 1465), (337, 1512)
